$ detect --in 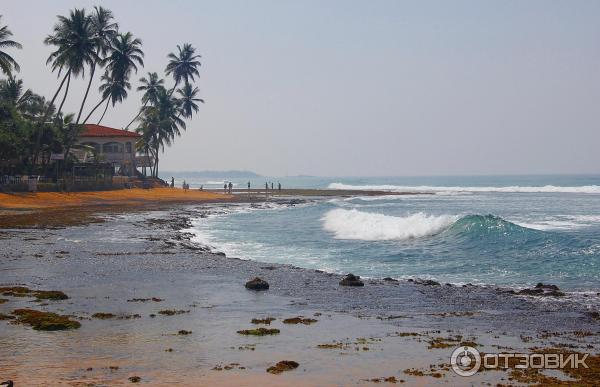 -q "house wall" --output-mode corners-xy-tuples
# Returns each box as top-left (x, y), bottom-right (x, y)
(78, 136), (137, 176)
